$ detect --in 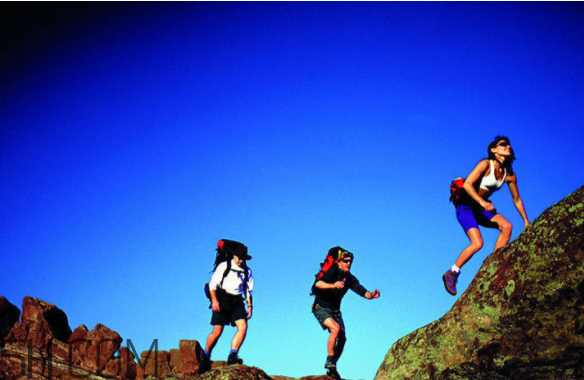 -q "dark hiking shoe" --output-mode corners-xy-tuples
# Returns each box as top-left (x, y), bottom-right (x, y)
(325, 357), (340, 379)
(326, 367), (341, 380)
(442, 269), (460, 296)
(227, 352), (243, 365)
(324, 356), (336, 370)
(199, 353), (211, 373)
